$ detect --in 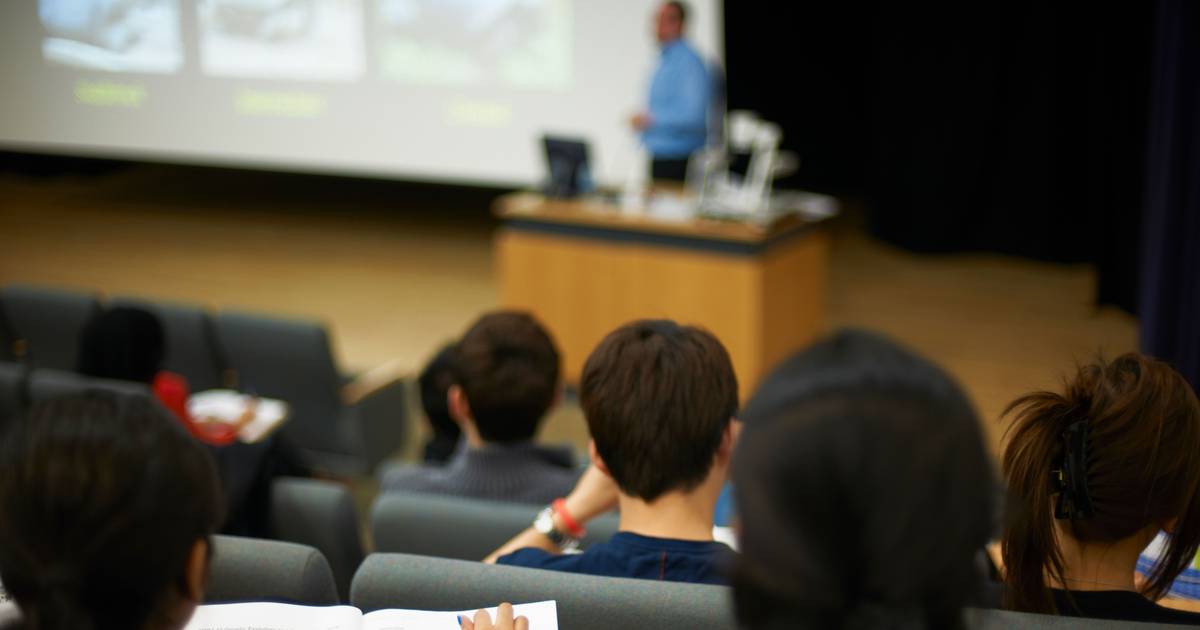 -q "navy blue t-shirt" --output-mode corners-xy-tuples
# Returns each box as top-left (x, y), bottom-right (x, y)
(495, 532), (733, 585)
